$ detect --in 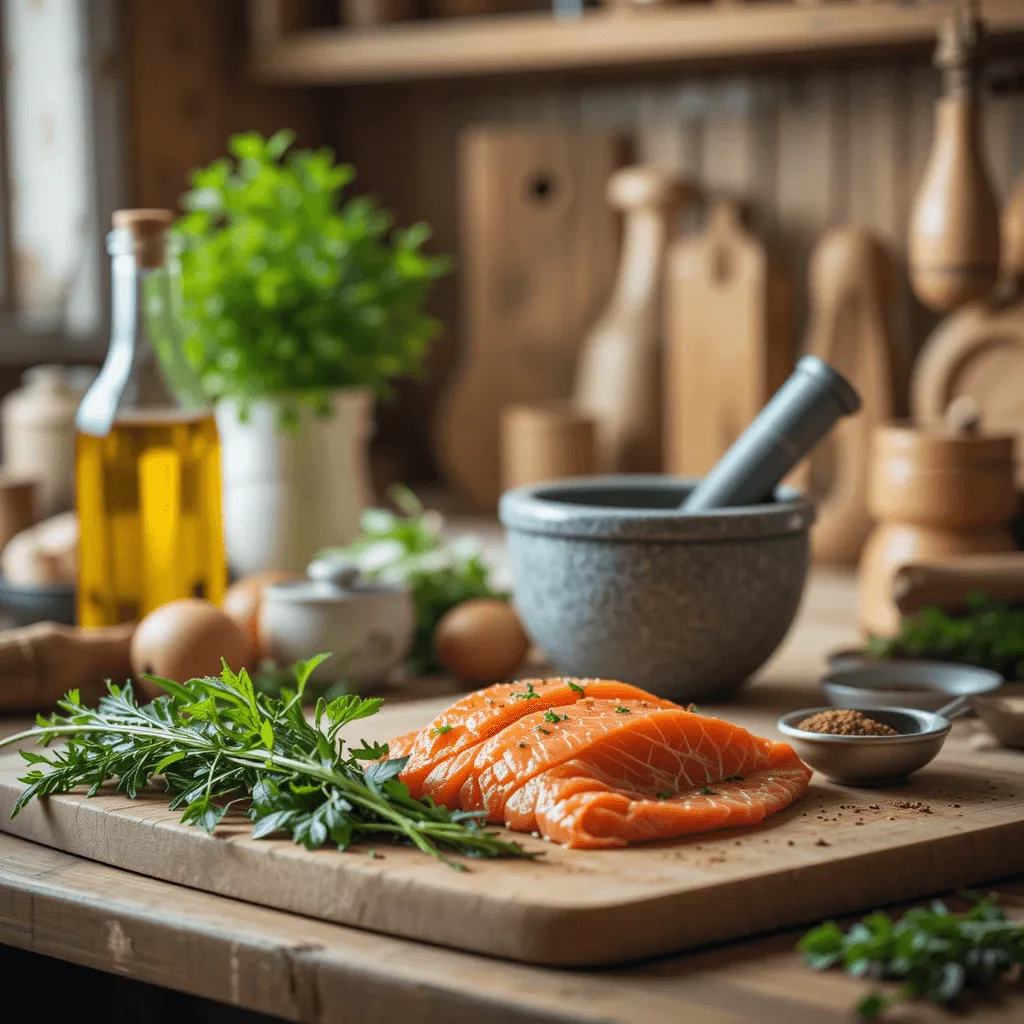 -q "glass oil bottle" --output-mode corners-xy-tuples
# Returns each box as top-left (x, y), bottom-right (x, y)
(75, 209), (227, 626)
